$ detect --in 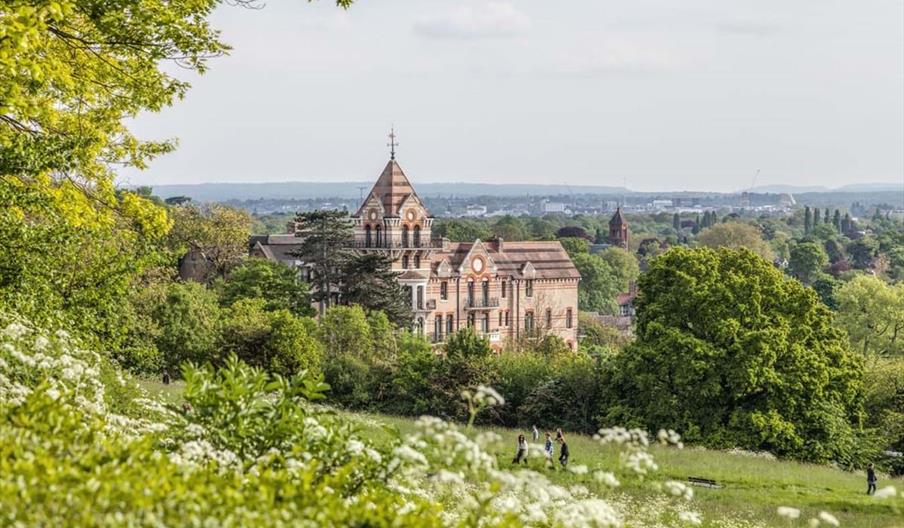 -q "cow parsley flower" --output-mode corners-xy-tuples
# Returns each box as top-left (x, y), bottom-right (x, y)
(777, 506), (801, 519)
(818, 511), (840, 527)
